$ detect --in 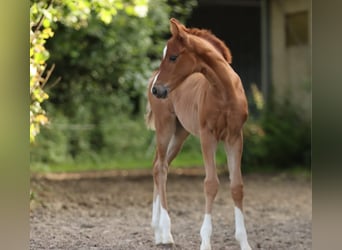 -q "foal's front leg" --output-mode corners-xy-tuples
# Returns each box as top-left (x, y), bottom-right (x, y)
(152, 154), (174, 245)
(151, 122), (175, 245)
